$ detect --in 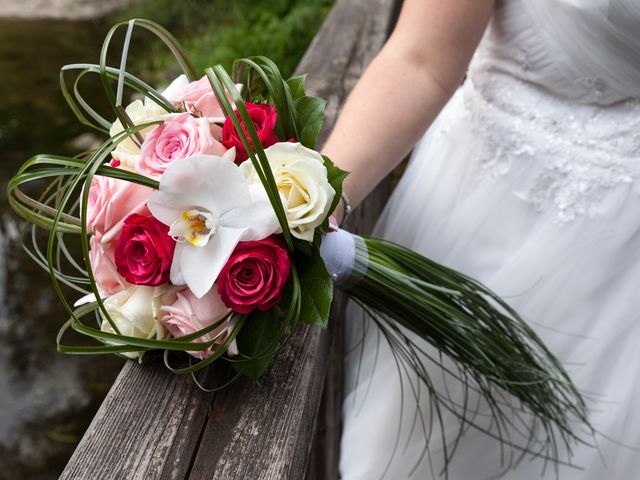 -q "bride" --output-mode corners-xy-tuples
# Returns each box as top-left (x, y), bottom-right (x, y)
(323, 0), (640, 478)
